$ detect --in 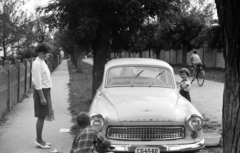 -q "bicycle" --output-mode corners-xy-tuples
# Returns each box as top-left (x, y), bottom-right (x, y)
(190, 64), (205, 86)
